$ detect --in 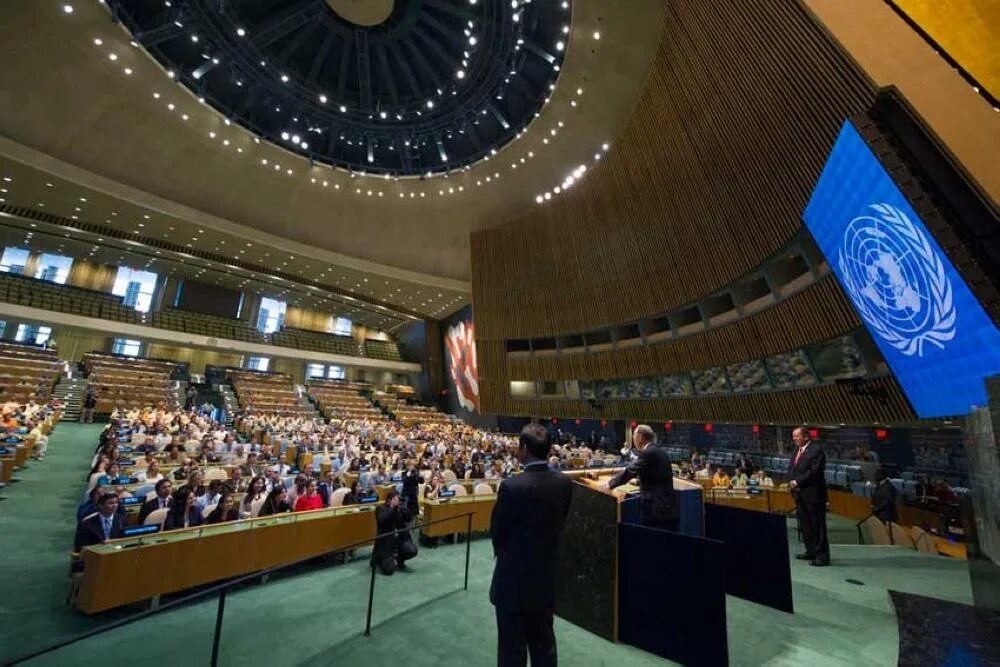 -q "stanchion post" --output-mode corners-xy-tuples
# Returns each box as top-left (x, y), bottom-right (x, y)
(210, 589), (227, 667)
(464, 513), (472, 591)
(364, 554), (377, 636)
